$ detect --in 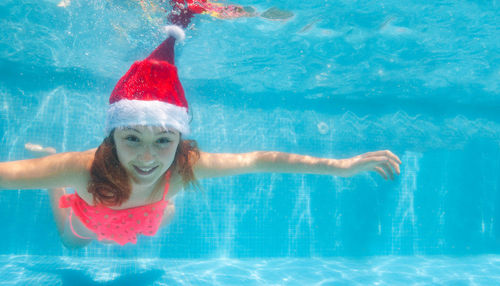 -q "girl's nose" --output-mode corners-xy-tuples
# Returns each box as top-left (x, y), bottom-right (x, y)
(139, 147), (155, 164)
